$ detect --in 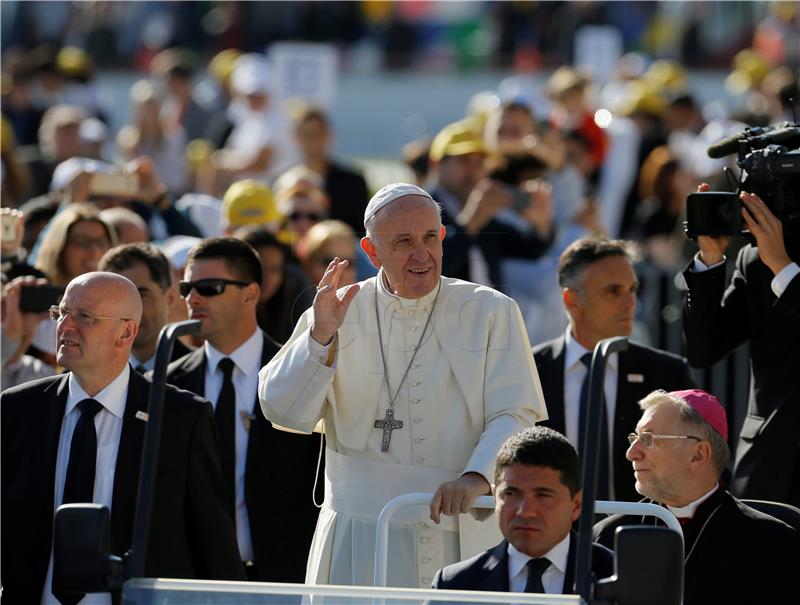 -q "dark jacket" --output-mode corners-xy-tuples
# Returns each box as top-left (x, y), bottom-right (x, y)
(1, 369), (245, 605)
(593, 489), (800, 605)
(682, 245), (800, 505)
(432, 532), (613, 594)
(164, 330), (323, 582)
(533, 336), (696, 502)
(324, 160), (370, 236)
